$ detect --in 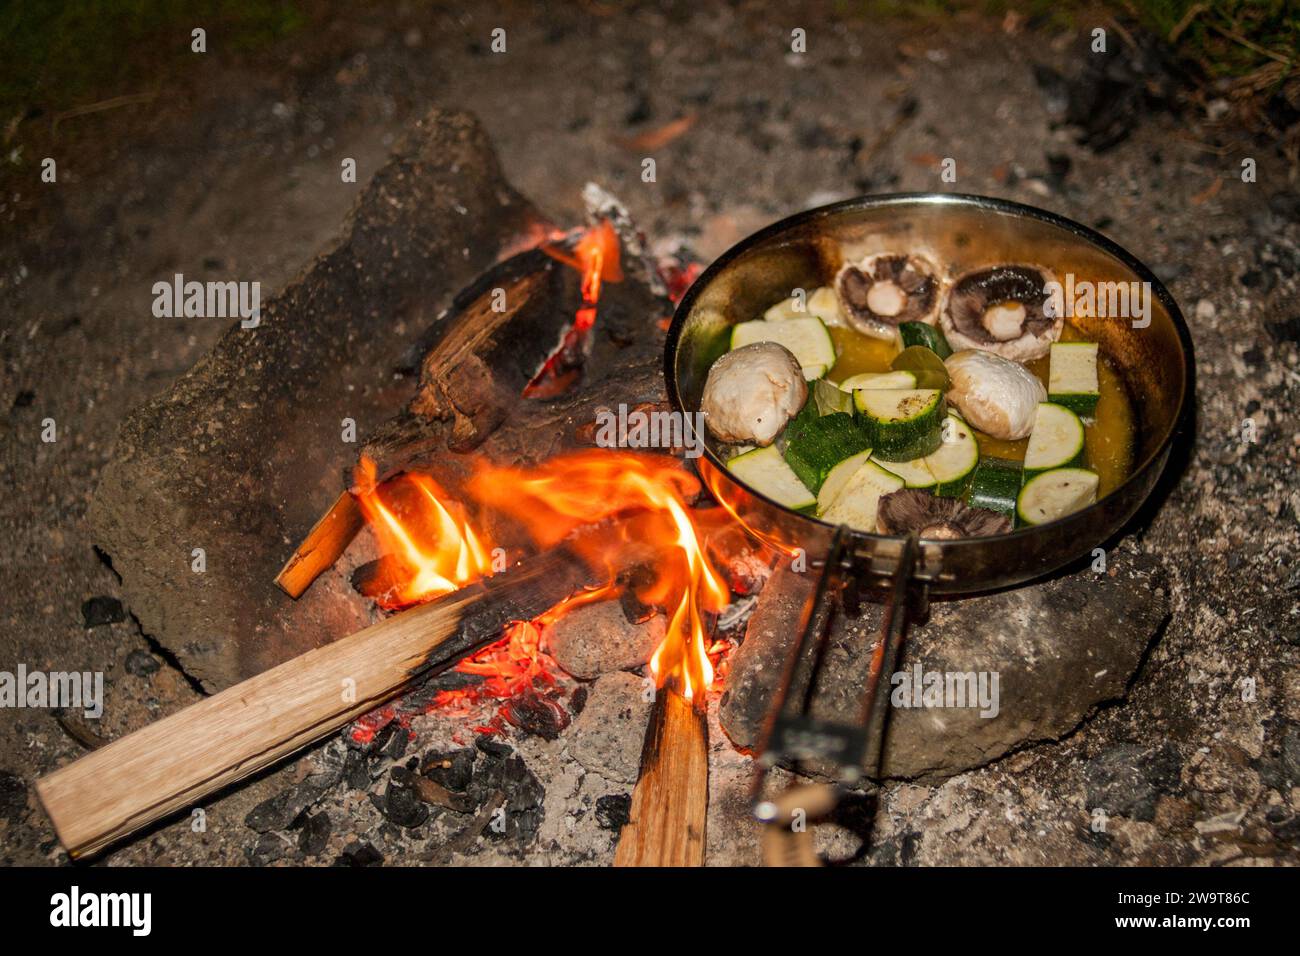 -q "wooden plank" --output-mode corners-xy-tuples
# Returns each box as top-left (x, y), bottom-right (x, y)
(614, 688), (708, 867)
(274, 491), (365, 598)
